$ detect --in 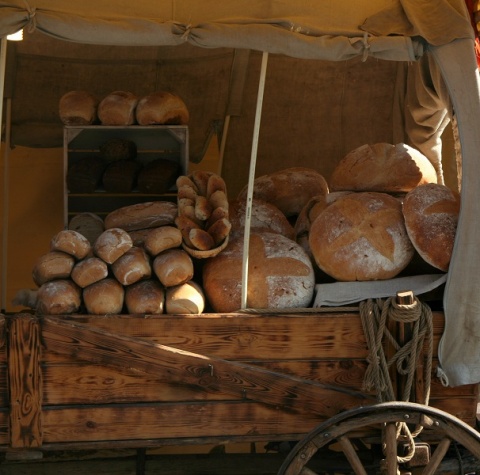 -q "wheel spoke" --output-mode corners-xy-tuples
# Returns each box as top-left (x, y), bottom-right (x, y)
(338, 435), (369, 475)
(421, 437), (451, 475)
(384, 422), (398, 475)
